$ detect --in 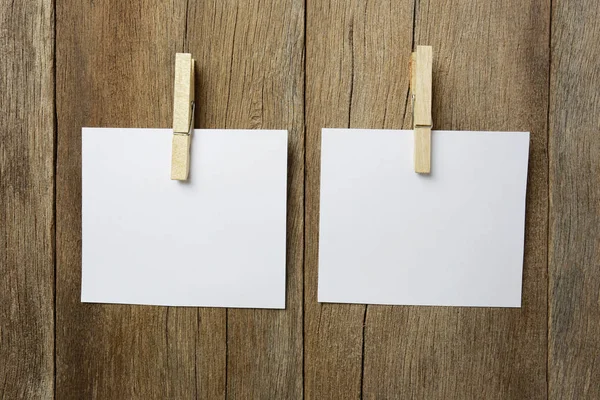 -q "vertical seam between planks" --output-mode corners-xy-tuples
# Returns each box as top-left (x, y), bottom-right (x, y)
(195, 311), (198, 400)
(223, 7), (236, 393)
(224, 5), (239, 130)
(402, 0), (418, 134)
(347, 17), (354, 129)
(52, 0), (58, 396)
(359, 307), (367, 399)
(546, 0), (553, 397)
(302, 0), (307, 398)
(181, 2), (199, 398)
(183, 0), (190, 52)
(223, 6), (239, 398)
(358, 4), (367, 396)
(411, 0), (418, 49)
(225, 309), (228, 400)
